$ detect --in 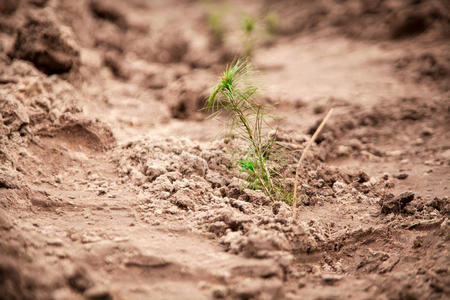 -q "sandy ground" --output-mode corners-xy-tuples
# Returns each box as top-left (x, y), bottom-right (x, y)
(0, 0), (449, 299)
